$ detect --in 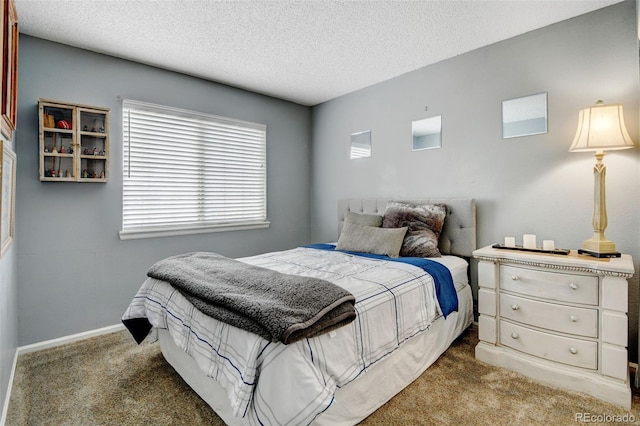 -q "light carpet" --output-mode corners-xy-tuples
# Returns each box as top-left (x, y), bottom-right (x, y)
(6, 325), (640, 425)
